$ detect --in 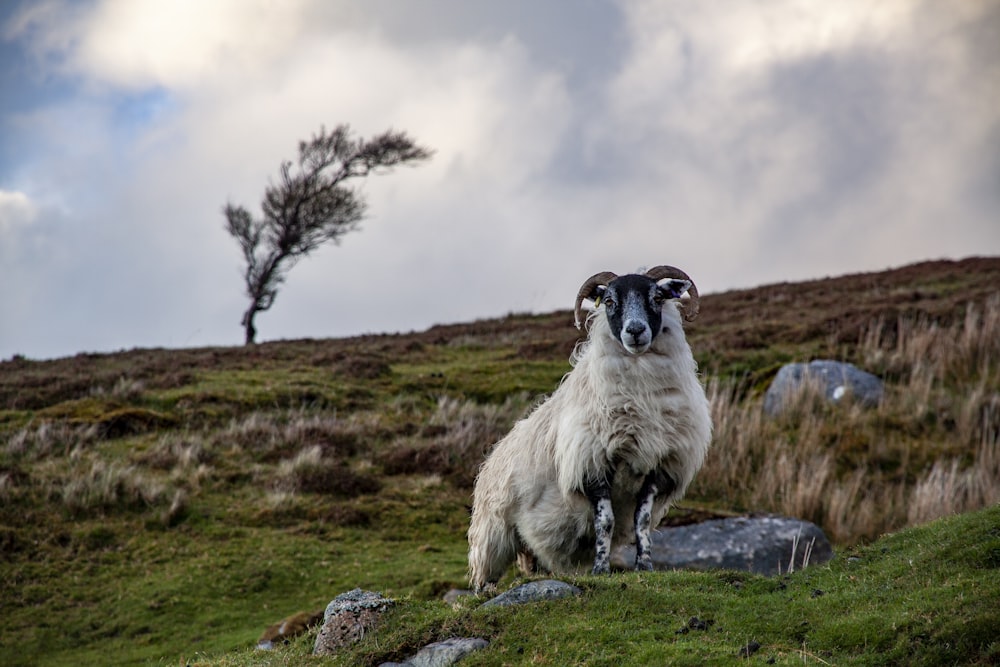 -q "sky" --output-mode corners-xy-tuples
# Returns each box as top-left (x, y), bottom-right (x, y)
(1, 0), (998, 360)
